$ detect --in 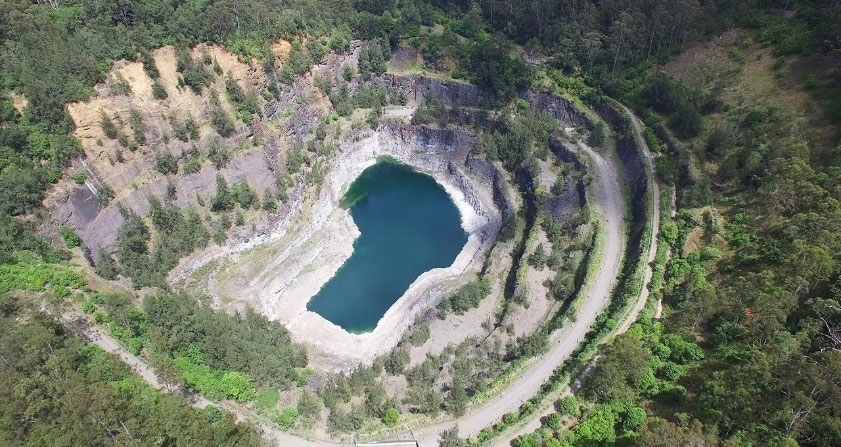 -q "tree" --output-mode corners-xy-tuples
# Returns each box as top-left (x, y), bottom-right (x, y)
(210, 90), (235, 136)
(439, 428), (465, 447)
(469, 35), (531, 100)
(445, 384), (468, 416)
(529, 243), (547, 269)
(358, 40), (389, 78)
(155, 151), (178, 175)
(298, 391), (321, 420)
(384, 347), (409, 375)
(152, 81), (168, 100)
(95, 250), (119, 280)
(207, 138), (229, 168)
